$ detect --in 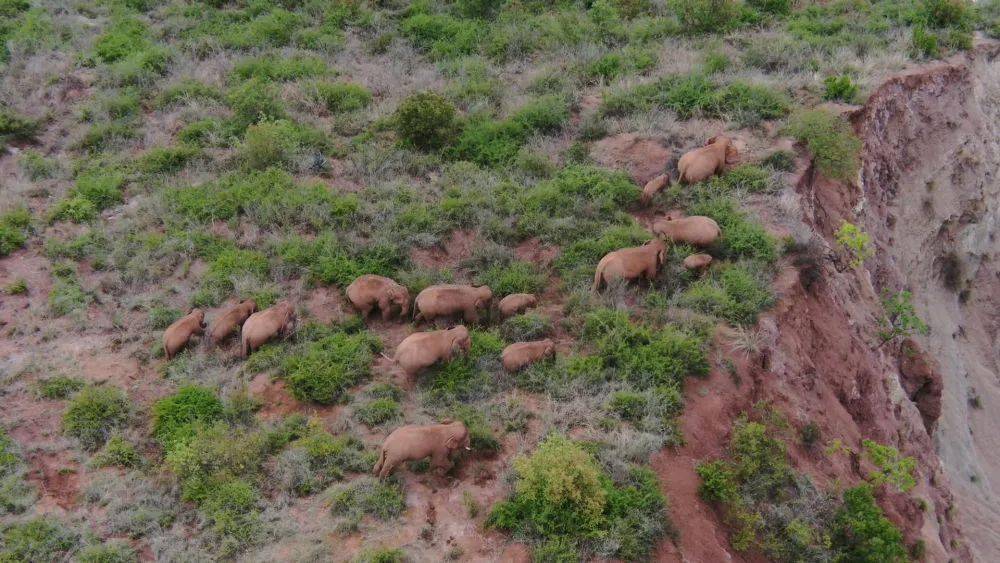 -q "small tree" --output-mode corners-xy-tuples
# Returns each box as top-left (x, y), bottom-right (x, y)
(878, 290), (929, 345)
(835, 221), (873, 268)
